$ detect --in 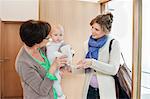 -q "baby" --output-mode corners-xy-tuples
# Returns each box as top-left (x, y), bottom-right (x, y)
(46, 24), (73, 99)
